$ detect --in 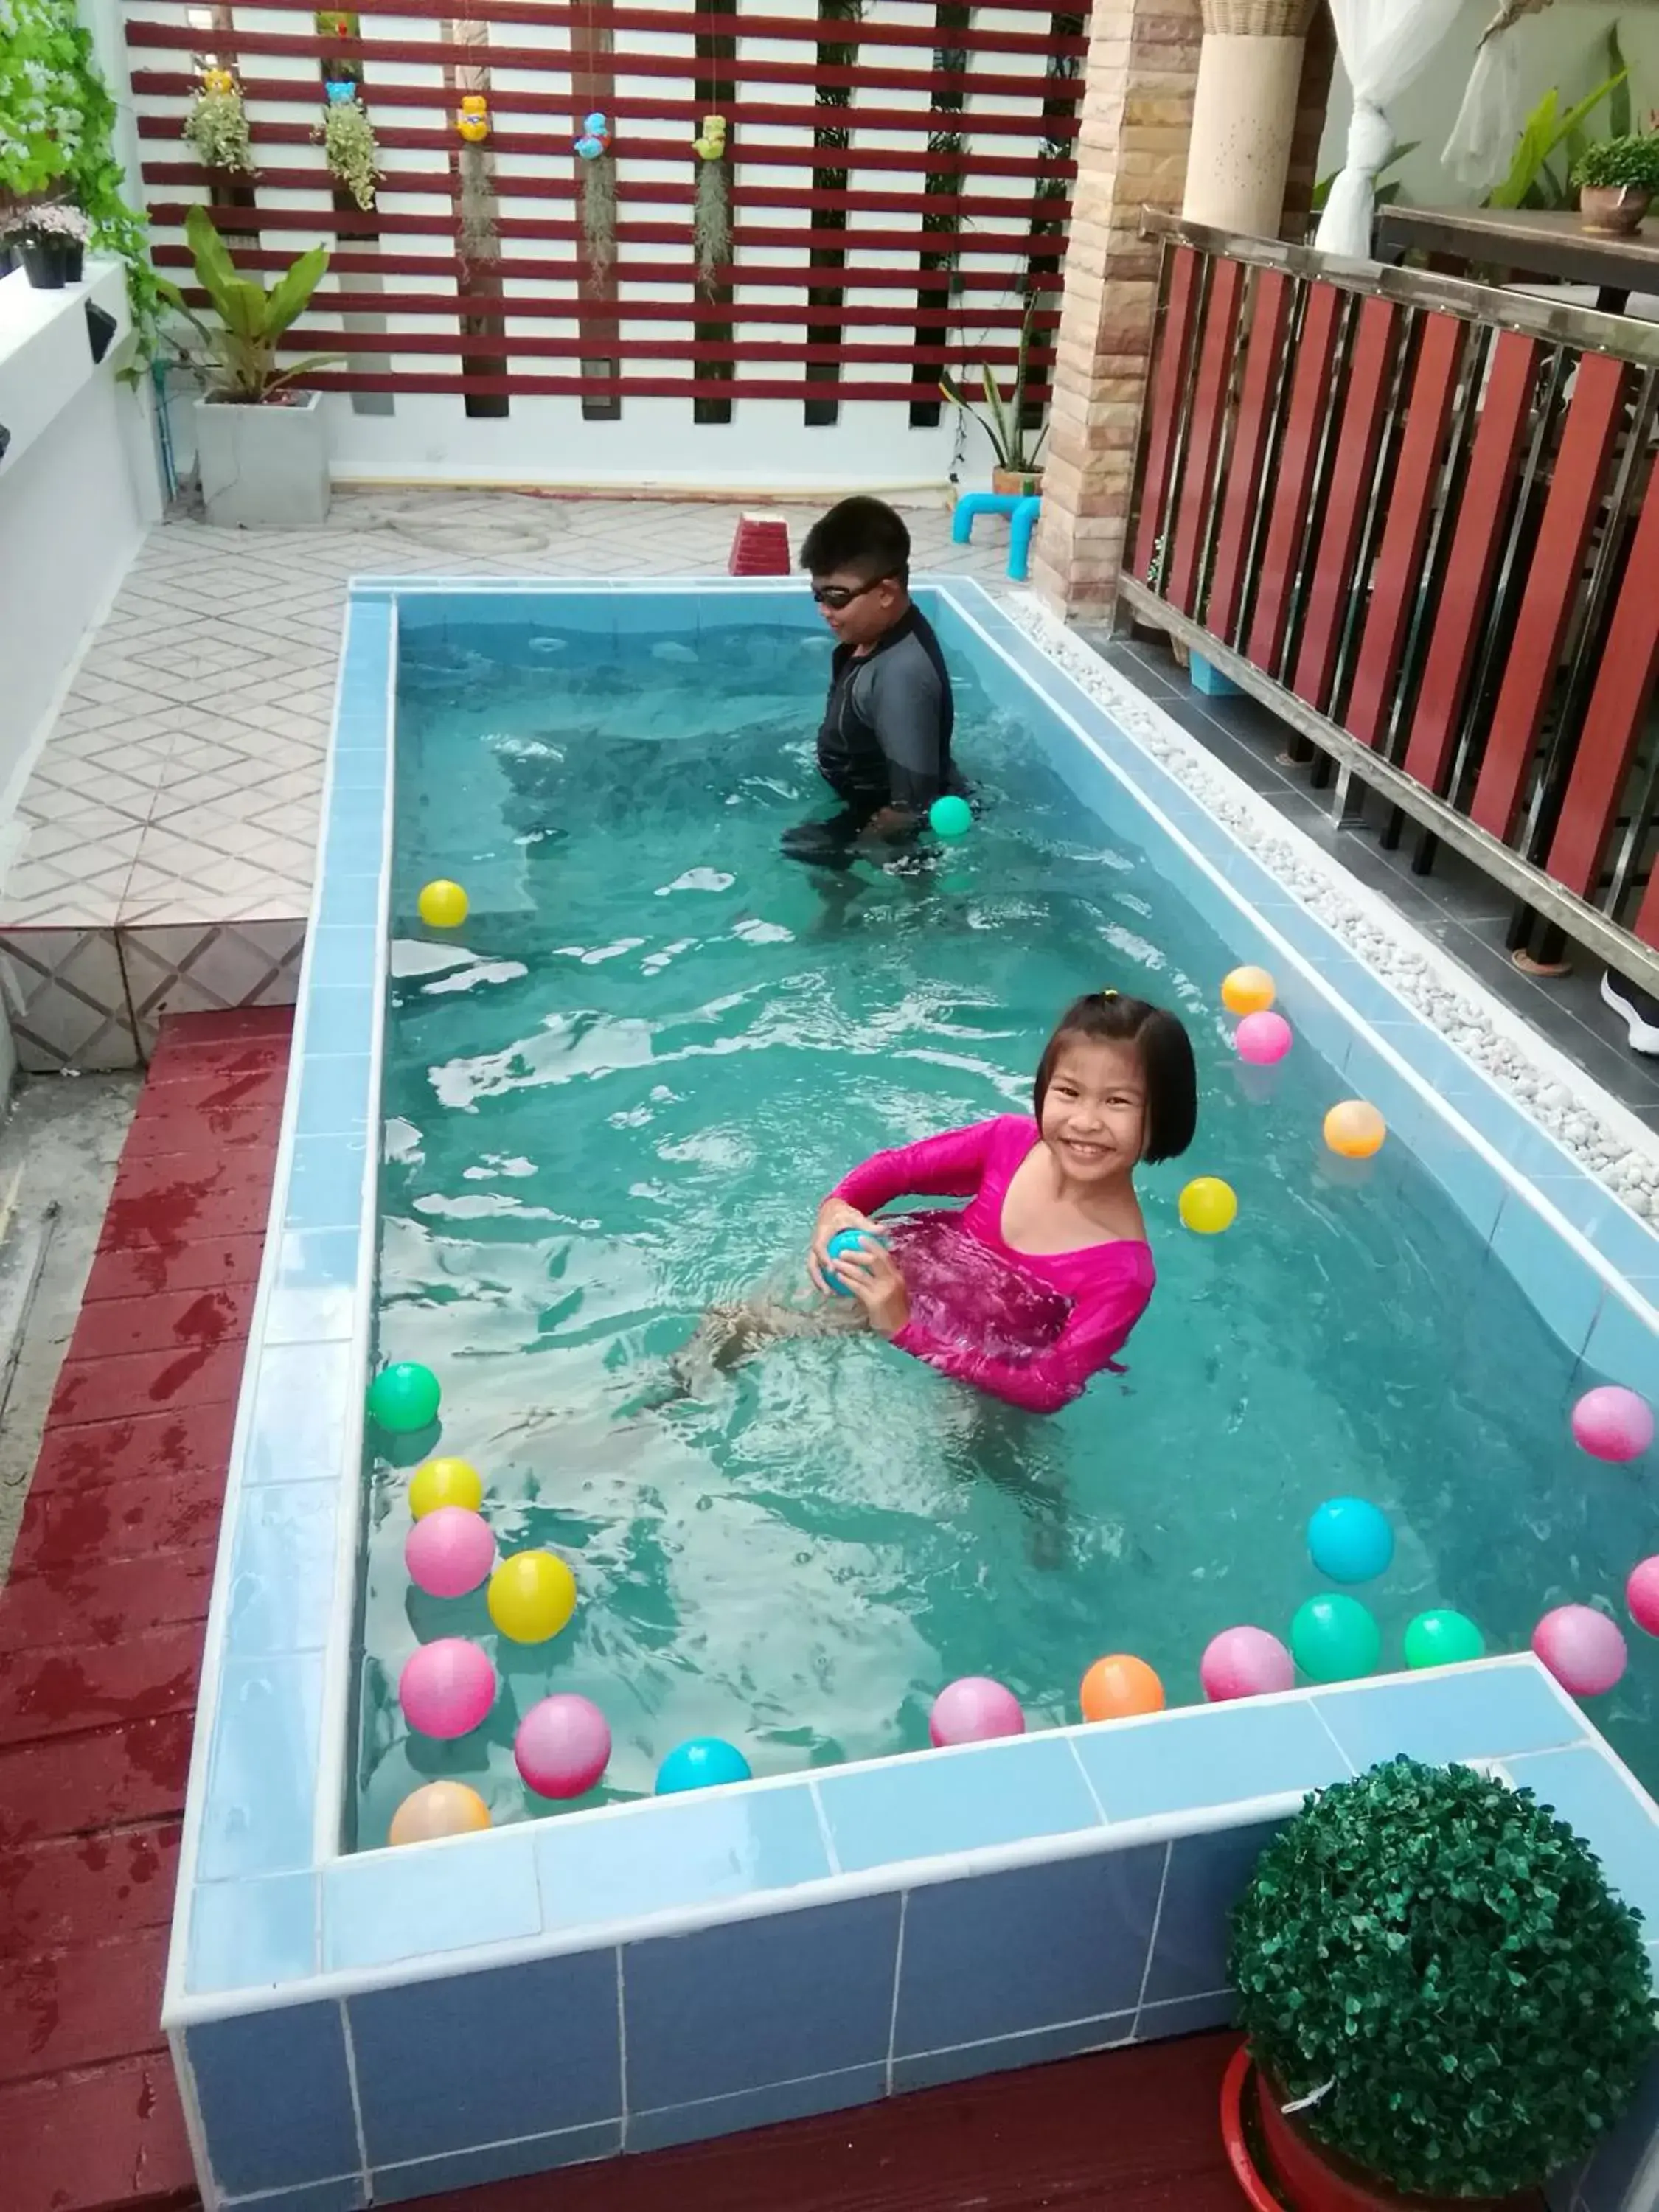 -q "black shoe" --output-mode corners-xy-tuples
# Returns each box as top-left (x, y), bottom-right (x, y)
(1601, 971), (1659, 1055)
